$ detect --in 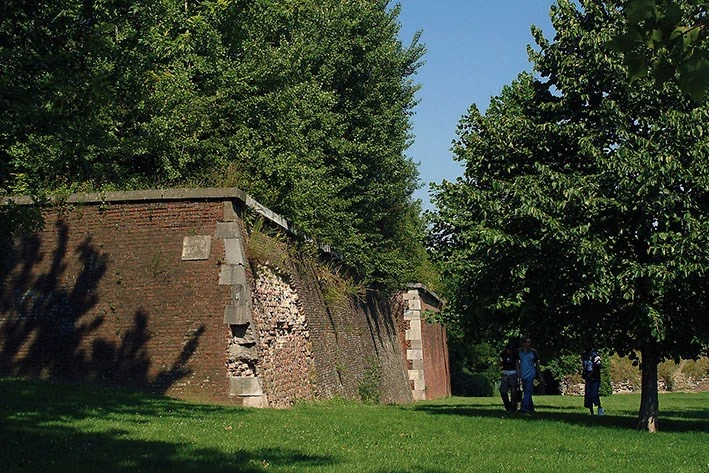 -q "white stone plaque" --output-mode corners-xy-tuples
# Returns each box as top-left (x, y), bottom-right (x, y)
(182, 235), (212, 260)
